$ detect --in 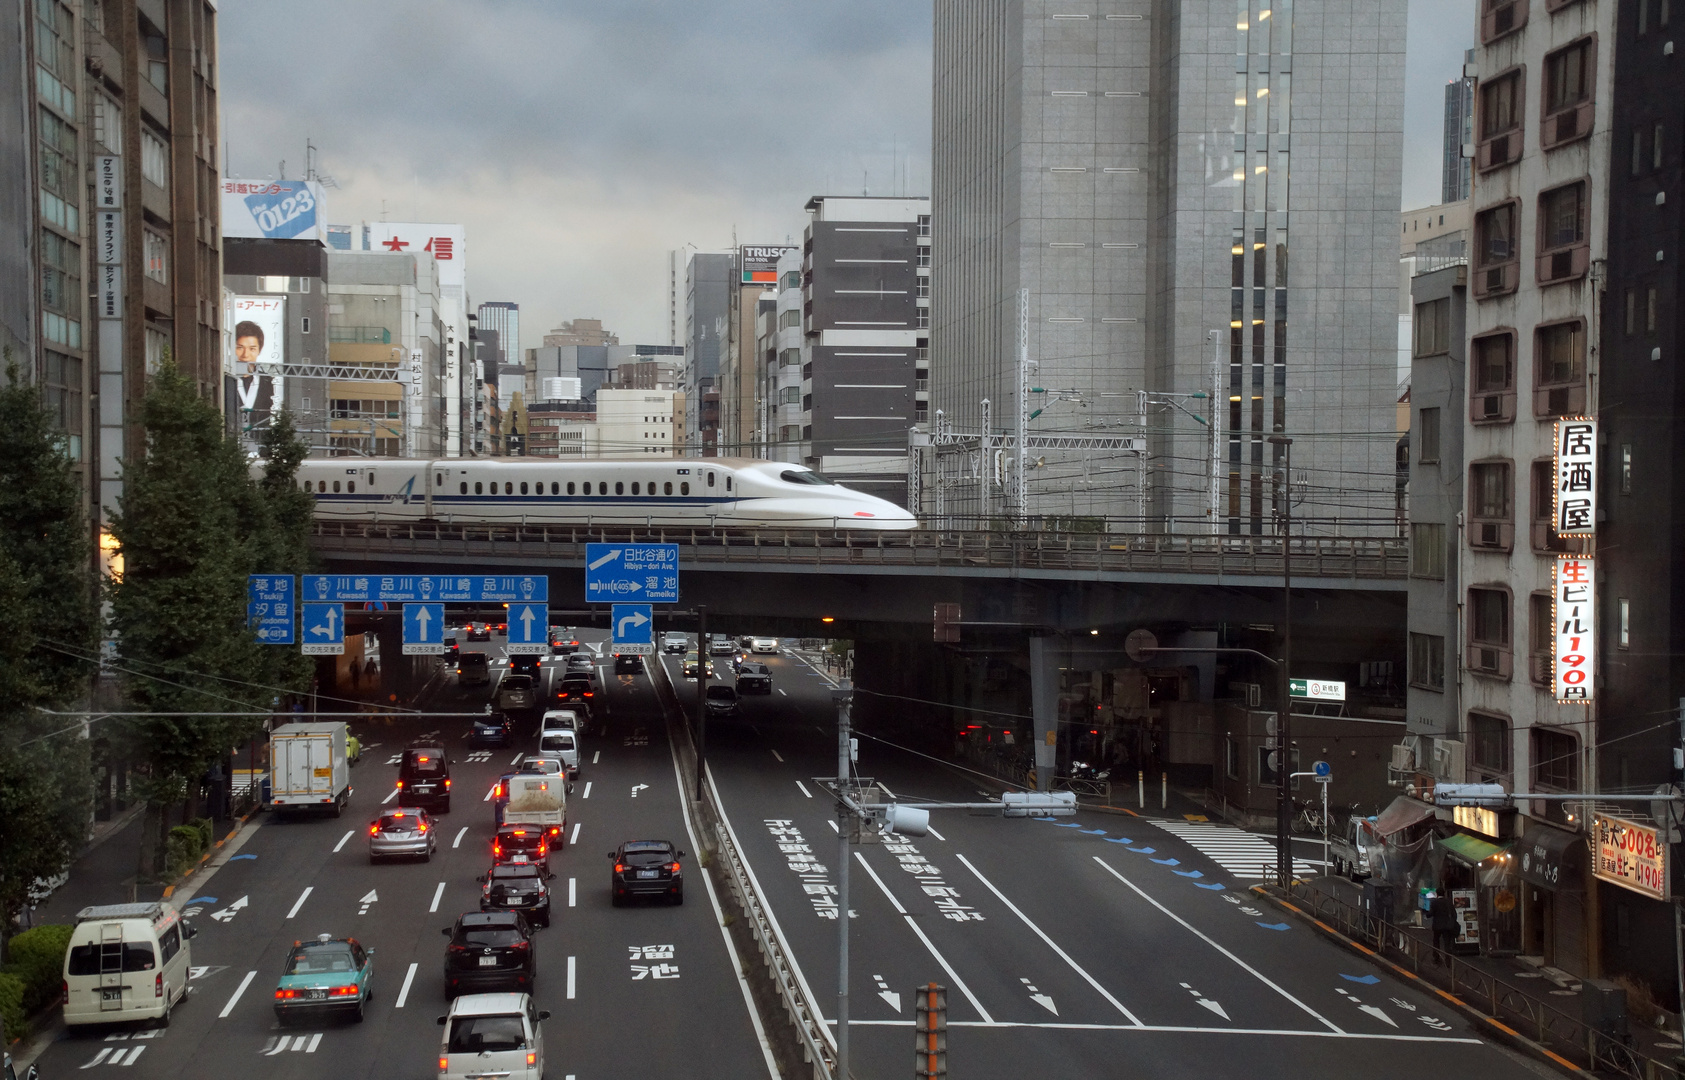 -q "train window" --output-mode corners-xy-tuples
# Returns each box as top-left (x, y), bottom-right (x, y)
(520, 482), (528, 495)
(664, 482), (673, 496)
(332, 481), (340, 493)
(780, 469), (835, 485)
(347, 481), (355, 493)
(648, 483), (656, 496)
(460, 482), (467, 494)
(318, 481), (327, 493)
(631, 482), (640, 495)
(567, 482), (576, 495)
(436, 473), (443, 486)
(726, 477), (732, 492)
(707, 472), (715, 487)
(302, 479), (310, 491)
(550, 482), (558, 495)
(580, 482), (589, 495)
(505, 482), (513, 495)
(681, 482), (690, 495)
(615, 482), (624, 495)
(475, 482), (483, 495)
